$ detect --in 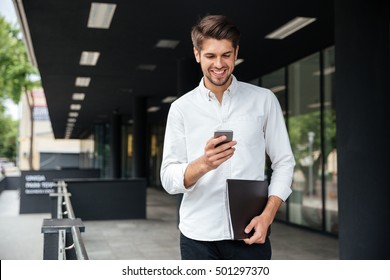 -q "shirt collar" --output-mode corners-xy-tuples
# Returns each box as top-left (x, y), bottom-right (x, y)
(199, 75), (238, 101)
